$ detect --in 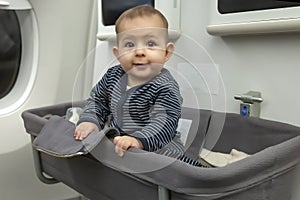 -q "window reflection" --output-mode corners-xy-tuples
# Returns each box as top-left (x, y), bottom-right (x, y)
(0, 10), (21, 99)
